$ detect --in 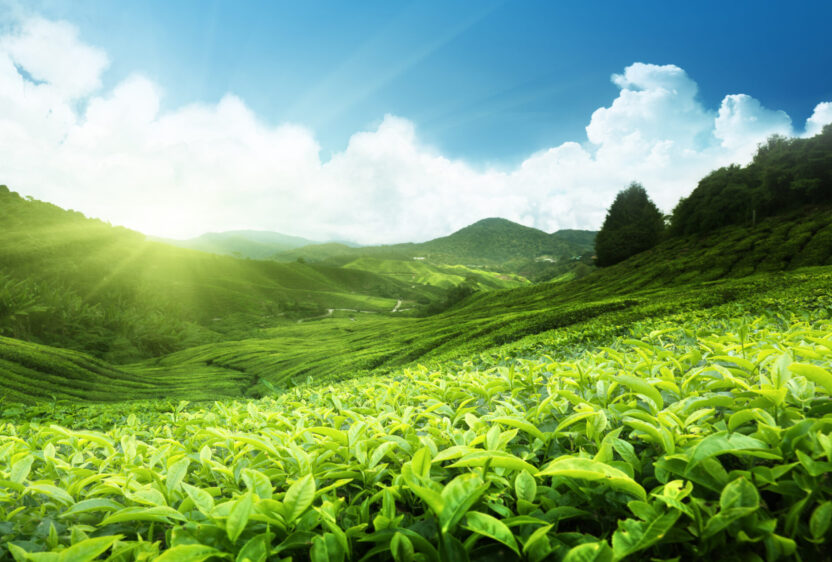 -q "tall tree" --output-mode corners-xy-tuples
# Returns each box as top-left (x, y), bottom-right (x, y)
(595, 182), (665, 266)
